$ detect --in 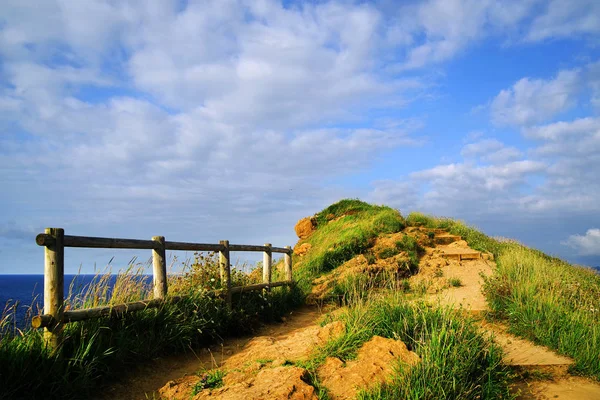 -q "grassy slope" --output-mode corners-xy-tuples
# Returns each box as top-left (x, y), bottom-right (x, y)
(294, 199), (405, 291)
(405, 211), (600, 381)
(291, 200), (513, 399)
(320, 296), (510, 399)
